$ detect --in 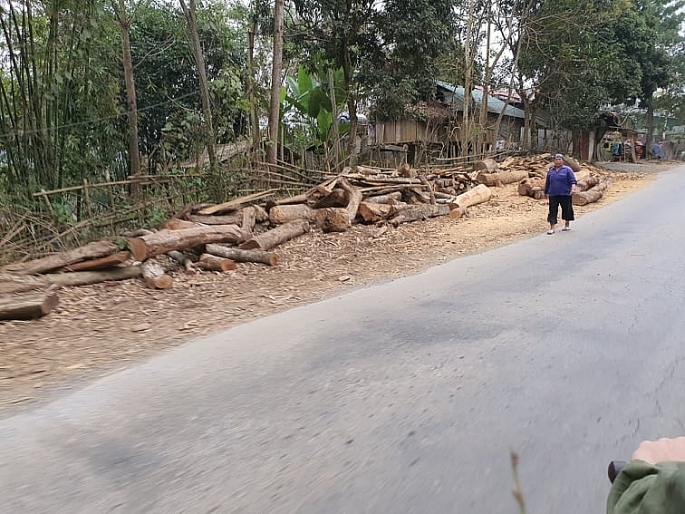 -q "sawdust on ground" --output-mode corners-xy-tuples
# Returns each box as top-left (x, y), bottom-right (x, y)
(0, 161), (674, 412)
